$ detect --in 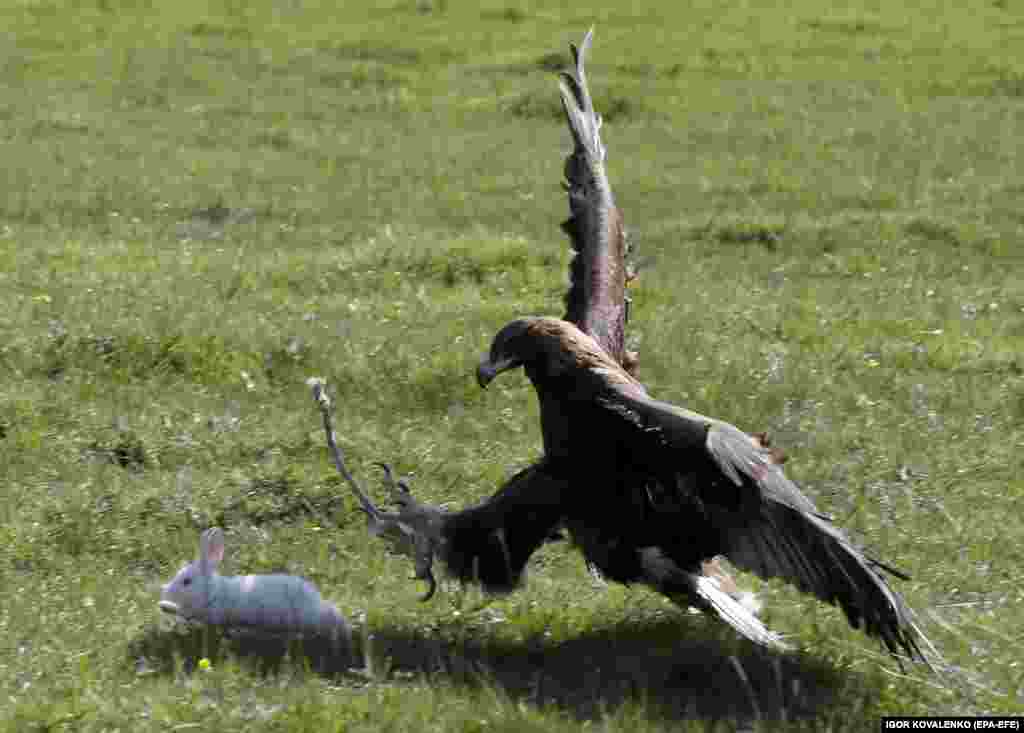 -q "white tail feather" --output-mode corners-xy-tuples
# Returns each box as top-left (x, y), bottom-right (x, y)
(692, 574), (789, 651)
